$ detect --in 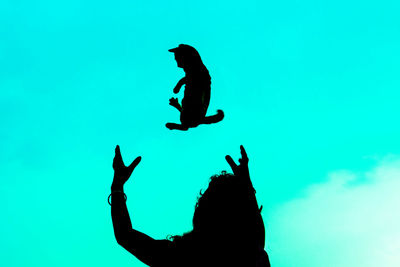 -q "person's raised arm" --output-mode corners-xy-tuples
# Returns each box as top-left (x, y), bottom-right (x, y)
(110, 145), (171, 266)
(225, 145), (265, 248)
